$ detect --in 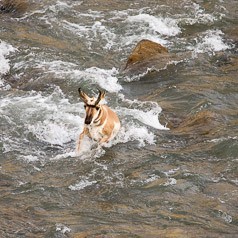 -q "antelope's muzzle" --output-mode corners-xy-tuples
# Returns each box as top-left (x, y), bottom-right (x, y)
(85, 115), (92, 125)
